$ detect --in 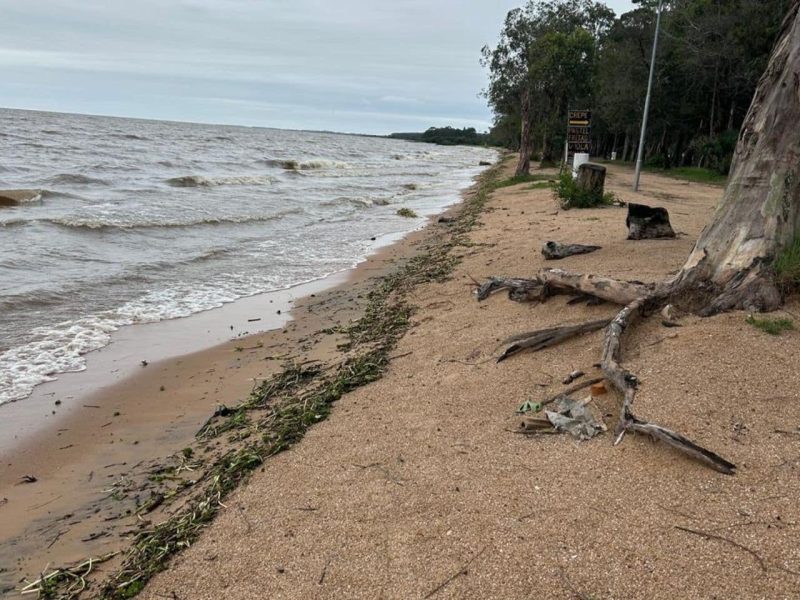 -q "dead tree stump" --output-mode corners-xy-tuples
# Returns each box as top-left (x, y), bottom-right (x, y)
(626, 203), (676, 240)
(576, 163), (607, 204)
